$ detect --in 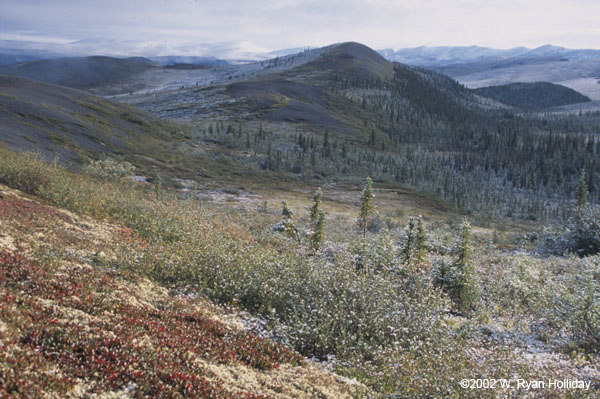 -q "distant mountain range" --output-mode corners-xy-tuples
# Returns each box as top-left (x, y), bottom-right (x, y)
(4, 38), (600, 65)
(378, 45), (600, 66)
(0, 39), (312, 66)
(378, 45), (600, 101)
(2, 39), (600, 100)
